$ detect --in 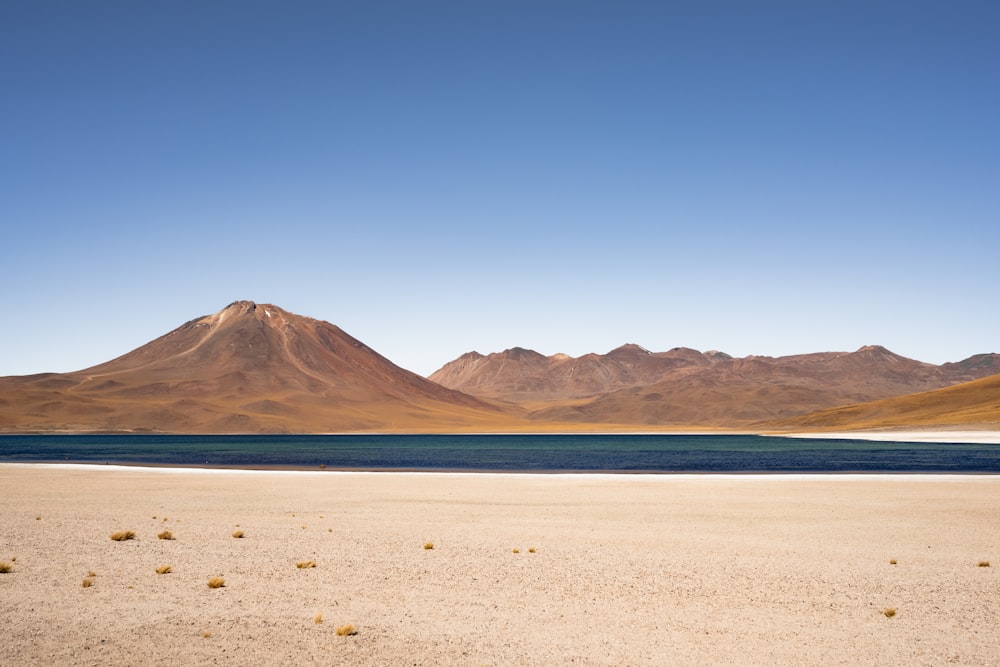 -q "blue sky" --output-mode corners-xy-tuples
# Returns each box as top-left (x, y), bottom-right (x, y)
(2, 1), (998, 377)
